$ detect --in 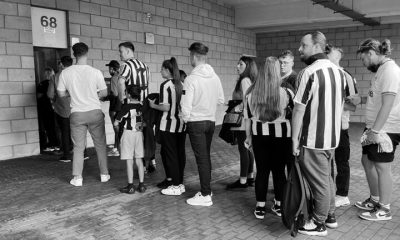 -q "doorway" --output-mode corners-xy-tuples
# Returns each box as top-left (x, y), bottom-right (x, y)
(34, 47), (70, 153)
